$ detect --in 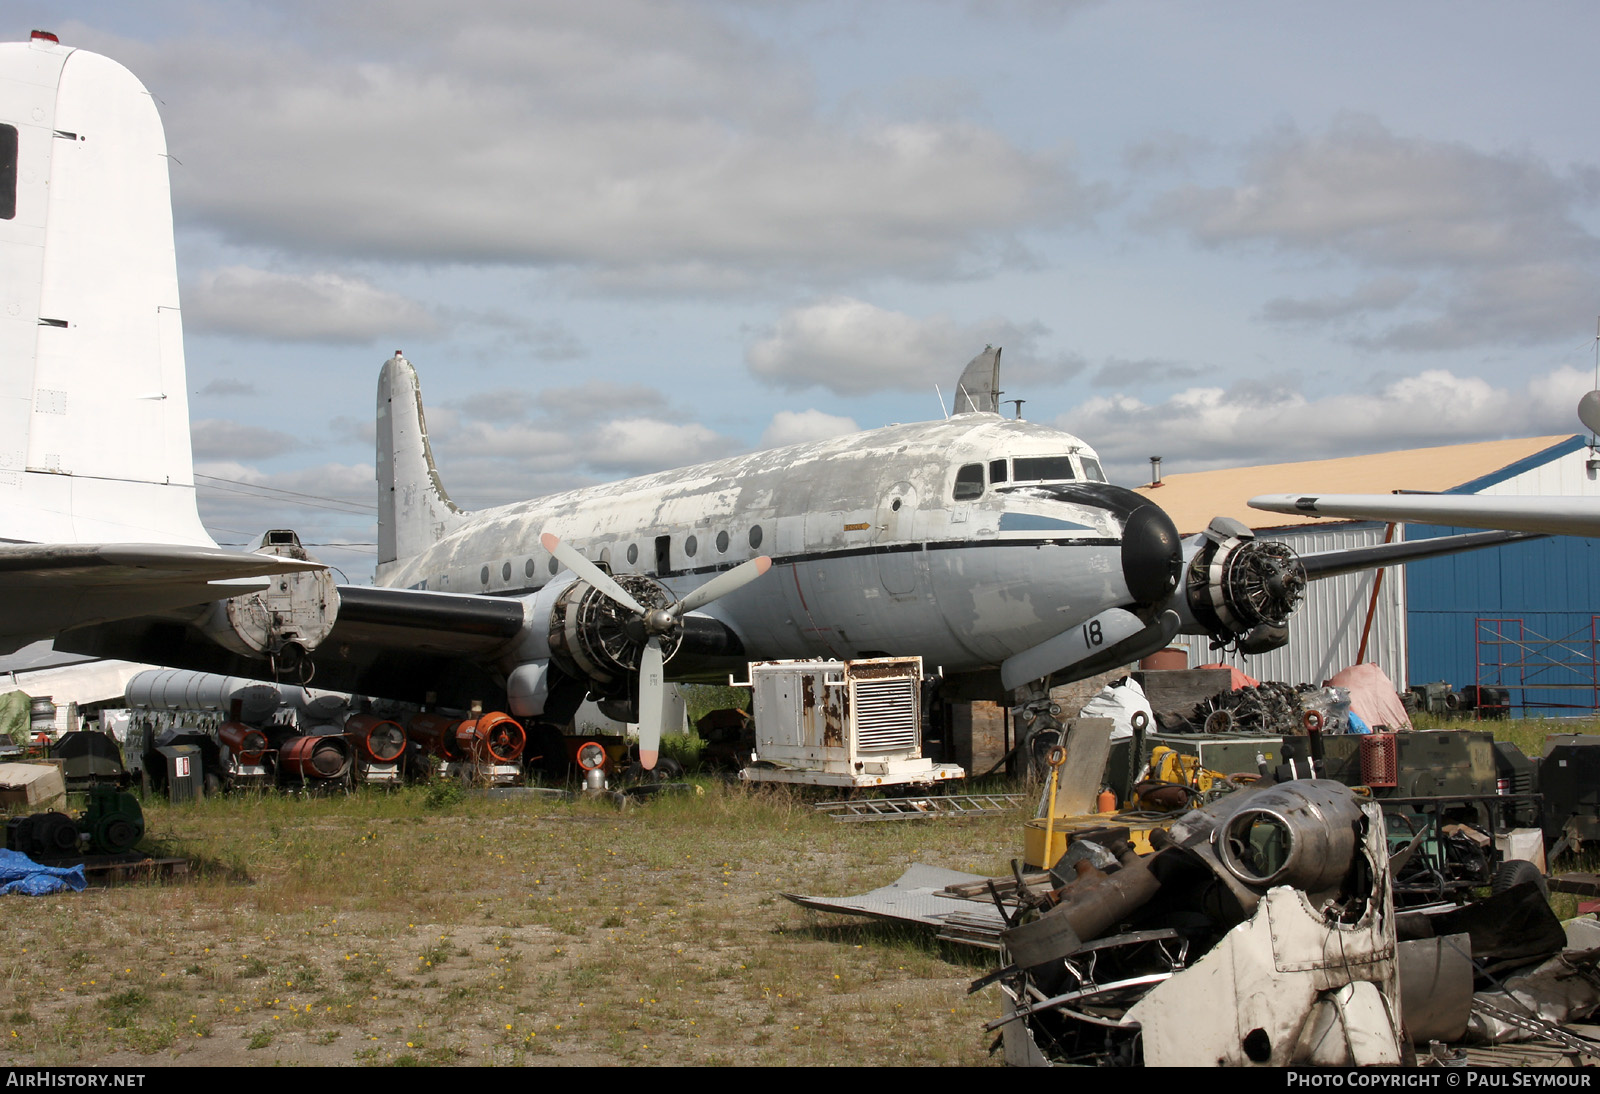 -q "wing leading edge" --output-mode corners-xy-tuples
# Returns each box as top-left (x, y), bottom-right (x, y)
(1250, 493), (1600, 538)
